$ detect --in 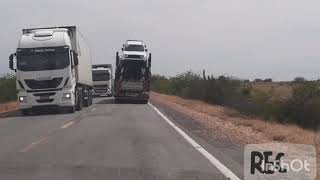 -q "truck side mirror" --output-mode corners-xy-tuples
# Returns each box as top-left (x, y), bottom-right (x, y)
(9, 59), (14, 70)
(121, 48), (124, 51)
(145, 49), (148, 52)
(148, 53), (152, 67)
(72, 51), (79, 66)
(9, 54), (16, 71)
(9, 54), (14, 61)
(116, 52), (120, 67)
